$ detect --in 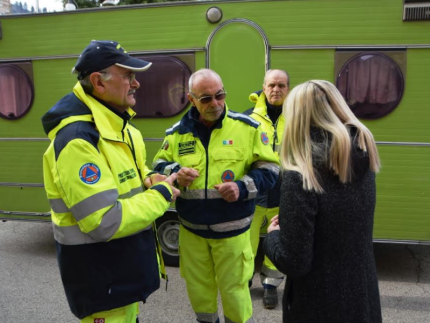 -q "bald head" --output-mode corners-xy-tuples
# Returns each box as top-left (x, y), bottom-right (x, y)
(189, 69), (223, 93)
